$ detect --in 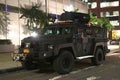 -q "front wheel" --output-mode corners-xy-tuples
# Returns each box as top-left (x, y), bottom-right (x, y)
(53, 50), (74, 74)
(91, 48), (105, 65)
